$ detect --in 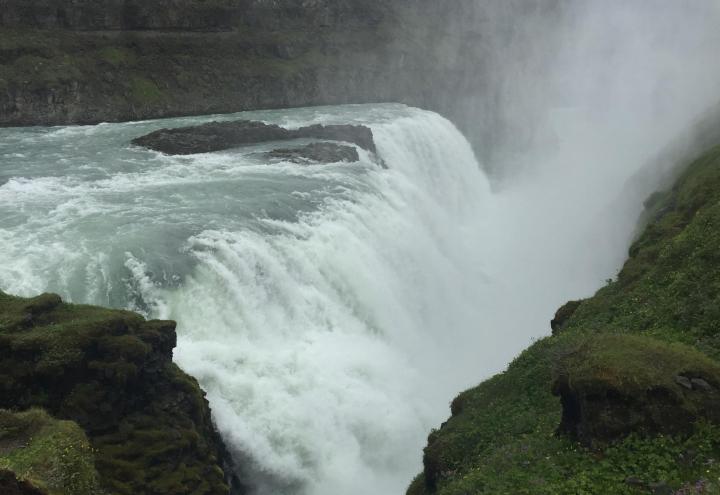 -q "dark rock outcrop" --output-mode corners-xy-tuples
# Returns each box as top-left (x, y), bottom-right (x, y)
(132, 119), (376, 155)
(0, 291), (231, 495)
(0, 470), (47, 495)
(268, 142), (359, 163)
(550, 300), (582, 335)
(295, 124), (376, 153)
(552, 335), (720, 447)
